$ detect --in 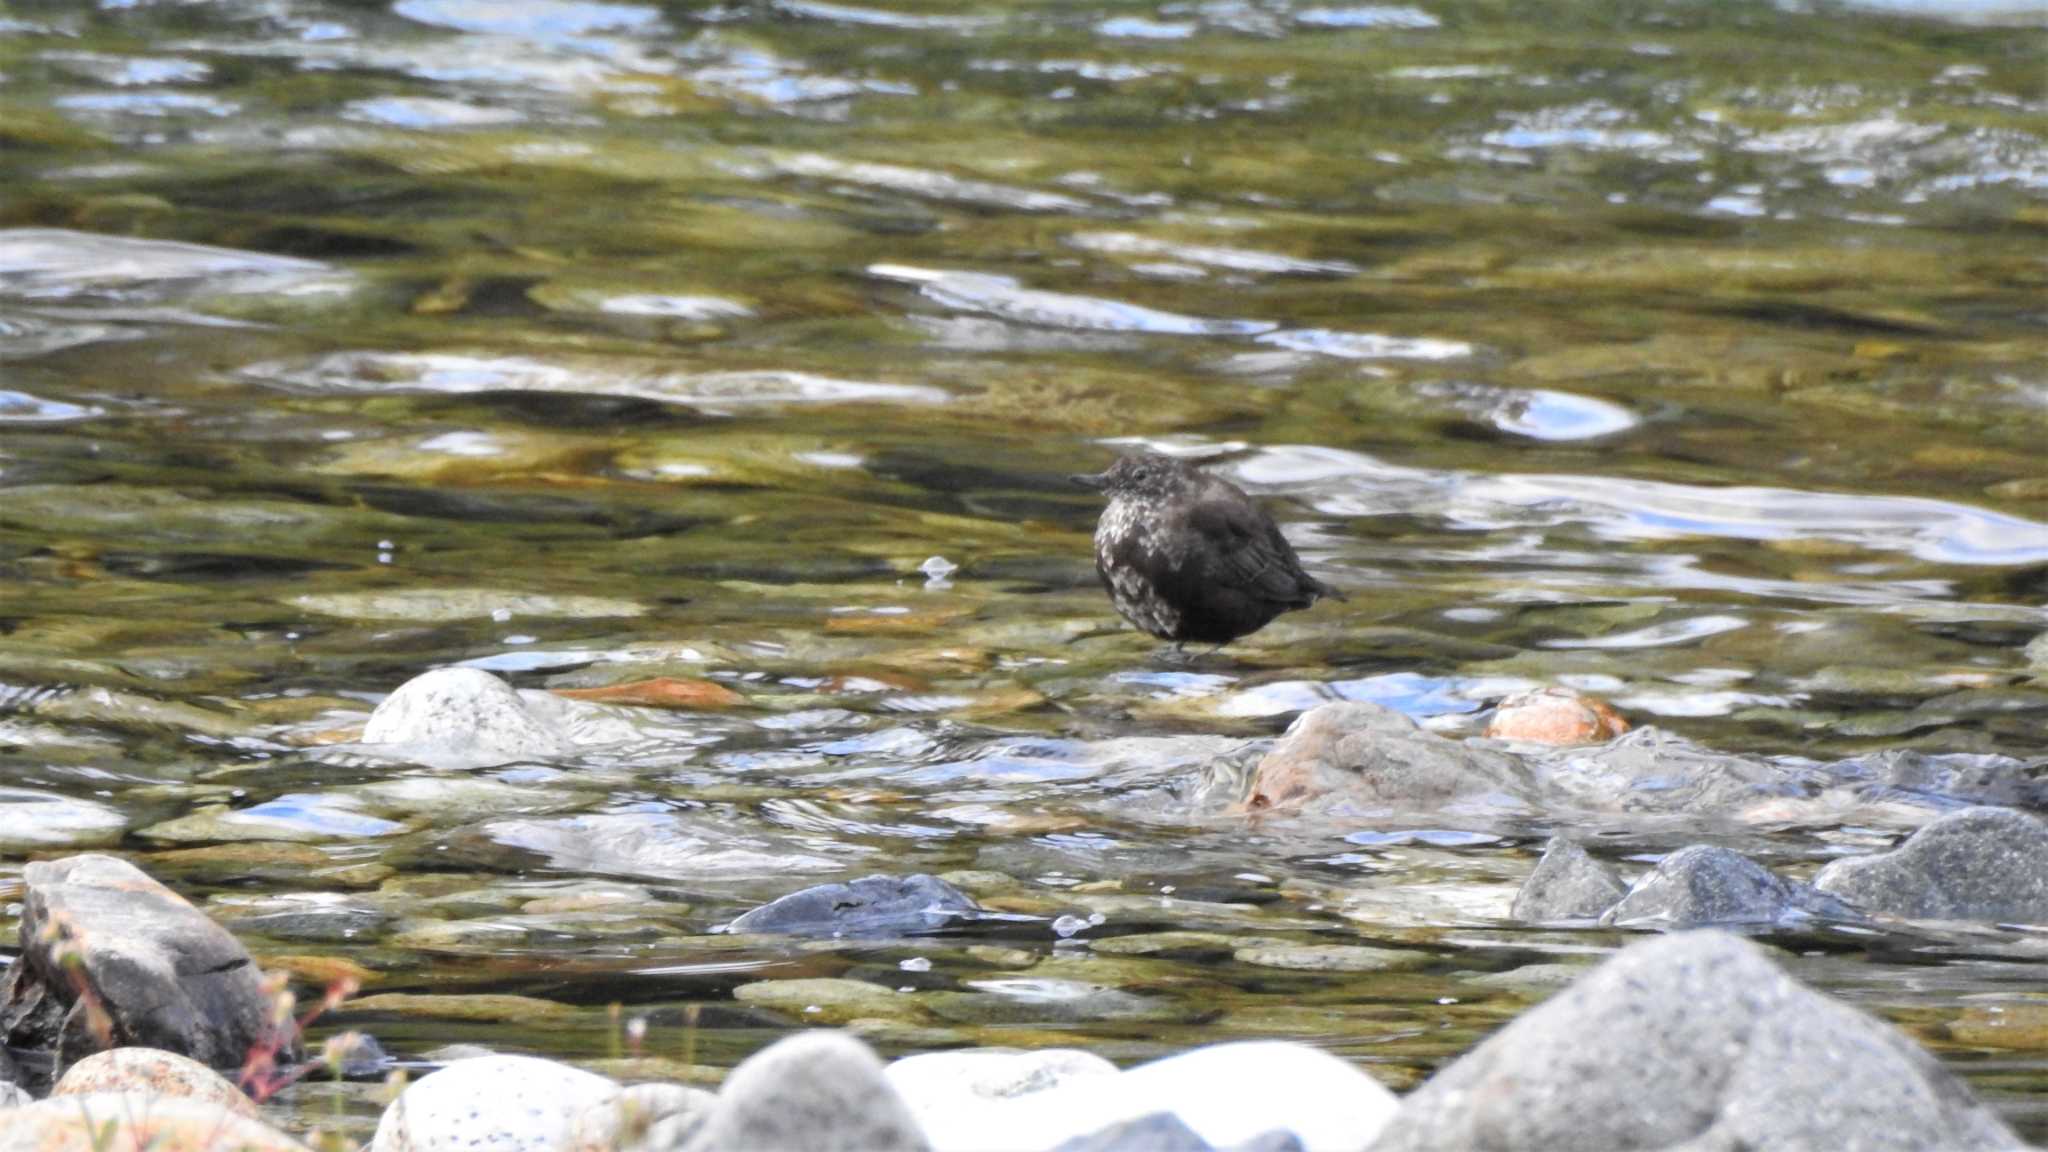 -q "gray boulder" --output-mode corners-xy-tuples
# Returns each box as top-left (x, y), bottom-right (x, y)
(682, 1031), (928, 1152)
(1246, 702), (1531, 813)
(1511, 837), (1626, 922)
(1600, 845), (1854, 930)
(1814, 806), (2048, 922)
(1369, 930), (2021, 1151)
(729, 874), (980, 937)
(0, 854), (287, 1076)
